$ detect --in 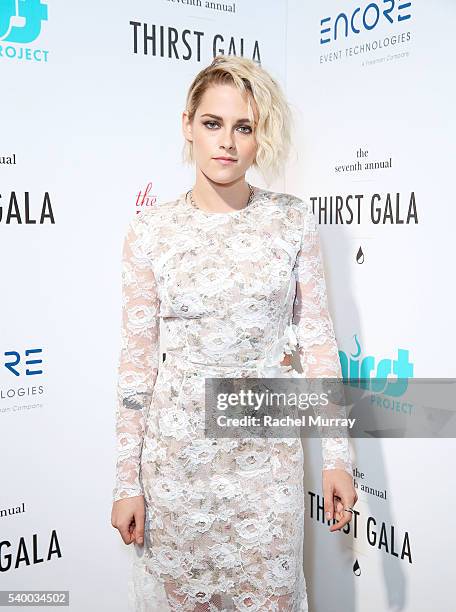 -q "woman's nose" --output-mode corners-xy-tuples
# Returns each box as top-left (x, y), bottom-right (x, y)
(219, 129), (235, 149)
